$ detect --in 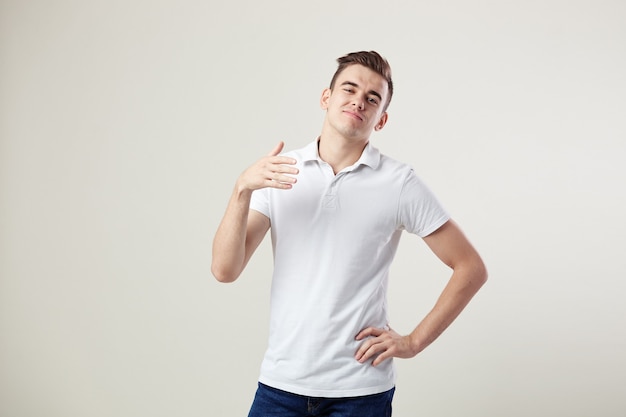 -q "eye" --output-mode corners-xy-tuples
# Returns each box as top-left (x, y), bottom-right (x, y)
(368, 97), (379, 105)
(343, 88), (354, 93)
